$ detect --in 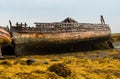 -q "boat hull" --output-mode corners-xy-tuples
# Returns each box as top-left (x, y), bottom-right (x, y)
(13, 30), (111, 55)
